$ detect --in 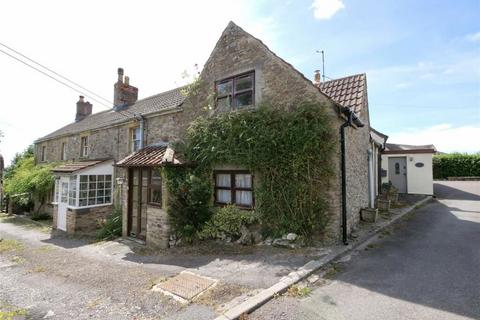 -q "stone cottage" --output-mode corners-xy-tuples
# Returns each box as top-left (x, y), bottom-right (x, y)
(35, 22), (379, 247)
